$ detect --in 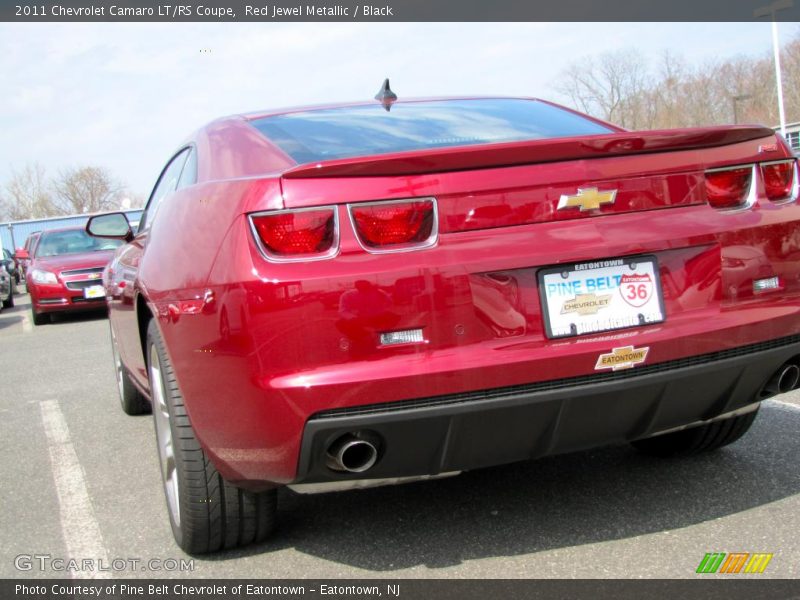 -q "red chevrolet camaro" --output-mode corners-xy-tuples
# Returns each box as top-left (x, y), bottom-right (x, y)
(86, 93), (800, 553)
(23, 226), (123, 324)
